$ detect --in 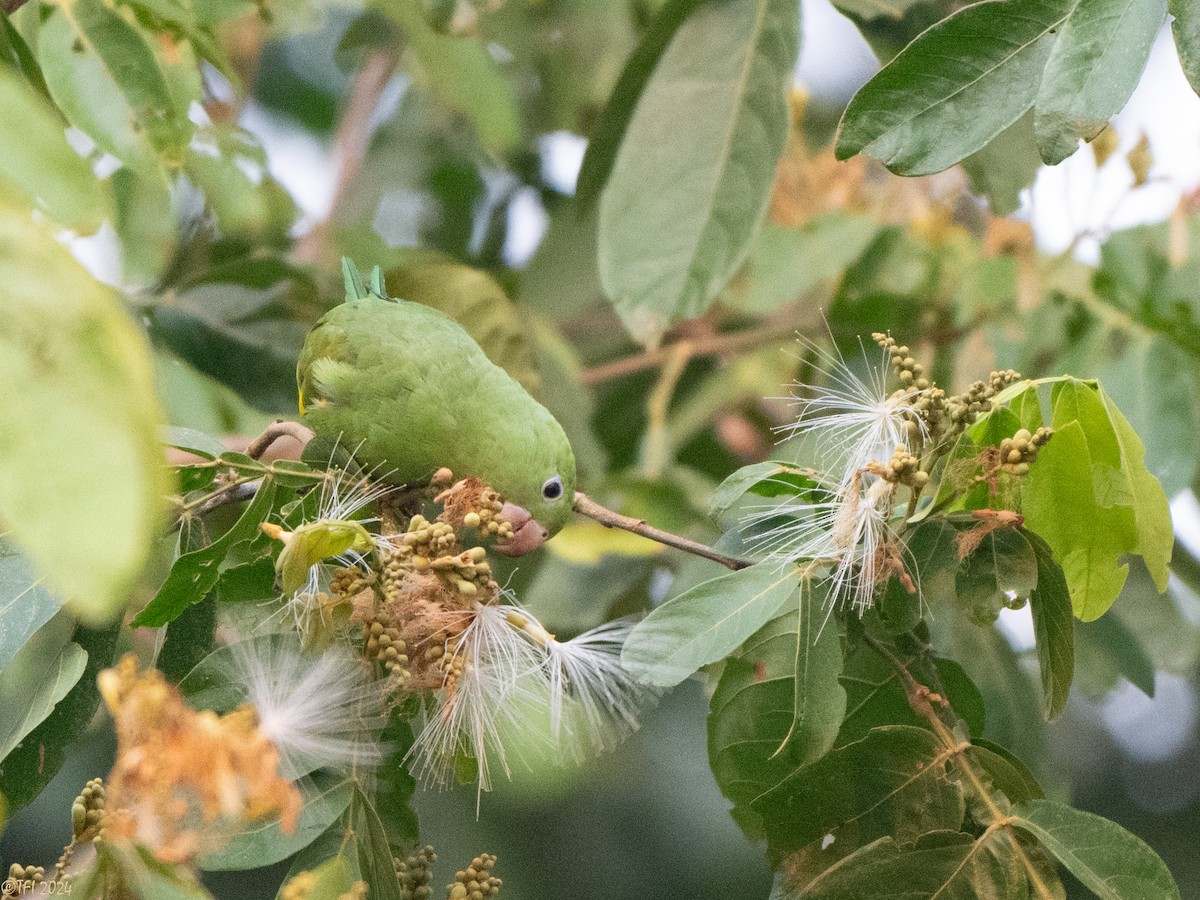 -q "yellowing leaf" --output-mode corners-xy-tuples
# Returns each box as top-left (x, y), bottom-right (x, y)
(547, 521), (663, 565)
(0, 203), (169, 622)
